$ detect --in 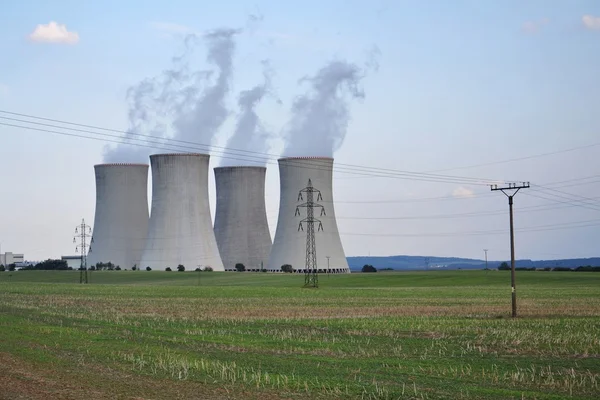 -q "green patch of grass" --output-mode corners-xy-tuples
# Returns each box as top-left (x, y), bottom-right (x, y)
(0, 270), (598, 399)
